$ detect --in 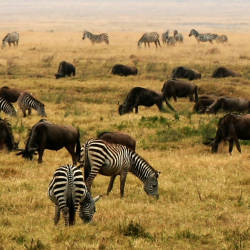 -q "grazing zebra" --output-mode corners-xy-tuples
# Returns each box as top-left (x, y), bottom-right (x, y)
(215, 34), (228, 43)
(161, 30), (169, 44)
(2, 32), (19, 49)
(173, 30), (184, 43)
(82, 30), (109, 45)
(17, 92), (47, 117)
(167, 36), (176, 46)
(0, 97), (16, 116)
(189, 29), (217, 43)
(80, 139), (160, 198)
(48, 164), (101, 226)
(138, 32), (161, 48)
